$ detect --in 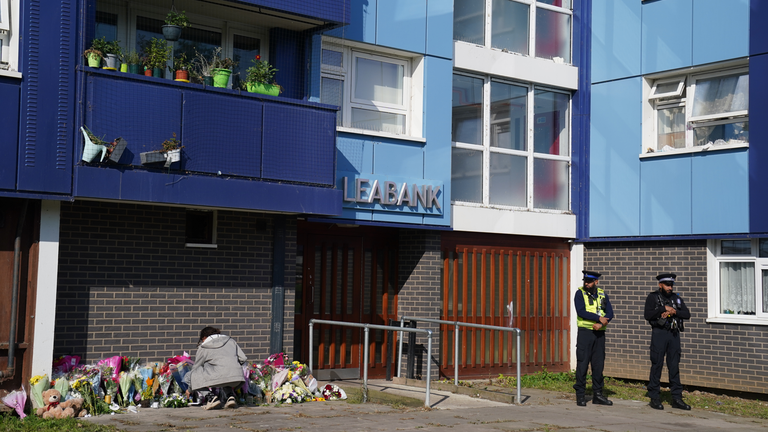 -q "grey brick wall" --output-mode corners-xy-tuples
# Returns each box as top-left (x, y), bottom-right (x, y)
(55, 201), (296, 365)
(585, 240), (768, 395)
(397, 229), (442, 379)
